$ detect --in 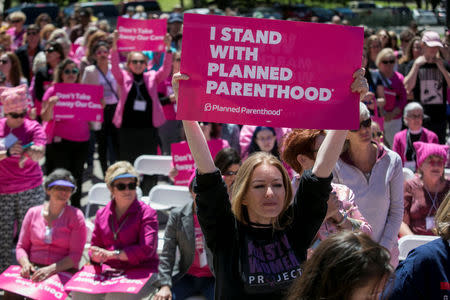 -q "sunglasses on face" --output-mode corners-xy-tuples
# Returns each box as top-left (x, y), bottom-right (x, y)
(52, 186), (74, 192)
(44, 47), (56, 54)
(27, 31), (39, 36)
(223, 170), (238, 176)
(114, 182), (137, 191)
(7, 111), (27, 119)
(350, 118), (372, 132)
(11, 19), (22, 23)
(96, 50), (109, 56)
(372, 131), (383, 138)
(381, 59), (395, 65)
(130, 59), (146, 65)
(63, 68), (79, 75)
(0, 59), (9, 64)
(175, 58), (181, 62)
